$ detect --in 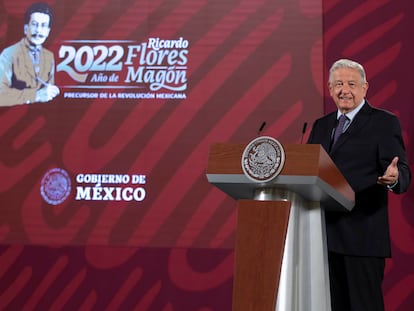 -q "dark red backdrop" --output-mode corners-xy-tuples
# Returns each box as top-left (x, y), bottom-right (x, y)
(0, 0), (412, 310)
